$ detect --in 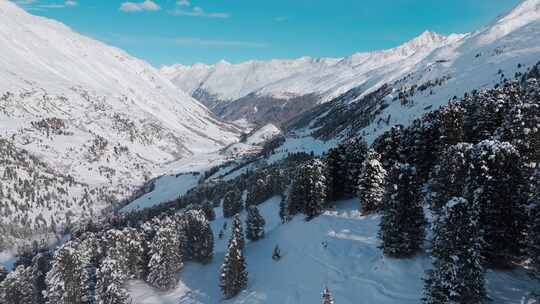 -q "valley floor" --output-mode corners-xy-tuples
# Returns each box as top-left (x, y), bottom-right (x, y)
(127, 198), (538, 304)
